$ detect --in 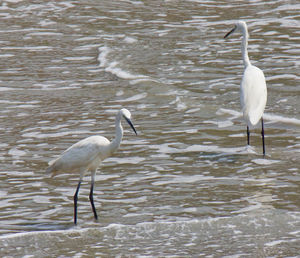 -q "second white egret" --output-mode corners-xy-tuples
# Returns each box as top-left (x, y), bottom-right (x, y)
(46, 108), (137, 224)
(224, 21), (267, 156)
